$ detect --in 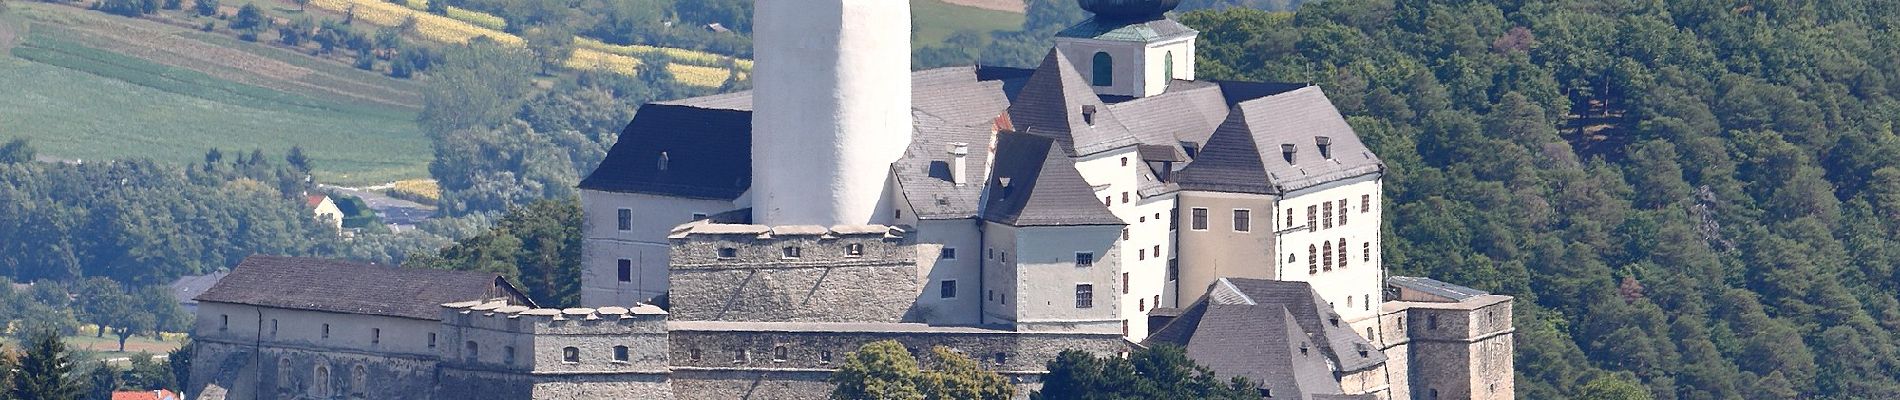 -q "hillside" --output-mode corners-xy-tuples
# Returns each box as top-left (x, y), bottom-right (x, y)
(0, 3), (428, 185)
(1182, 1), (1900, 398)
